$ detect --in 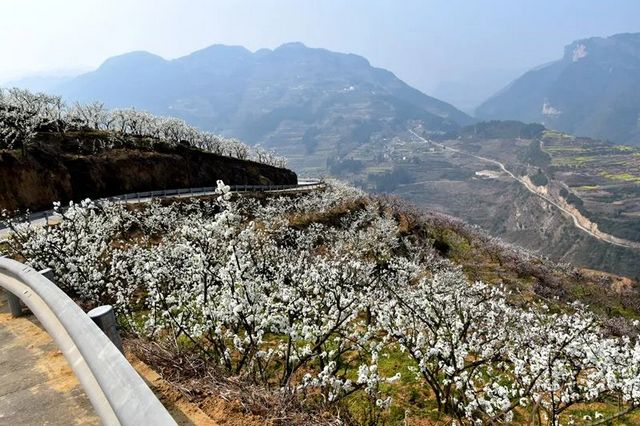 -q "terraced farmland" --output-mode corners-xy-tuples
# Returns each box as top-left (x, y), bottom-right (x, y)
(543, 132), (640, 242)
(323, 124), (640, 278)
